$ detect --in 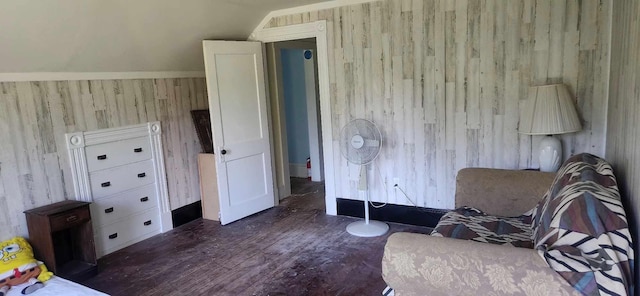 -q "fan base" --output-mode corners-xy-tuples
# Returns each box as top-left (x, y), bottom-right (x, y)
(346, 220), (389, 237)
